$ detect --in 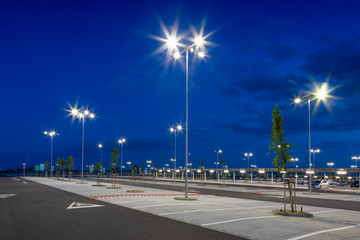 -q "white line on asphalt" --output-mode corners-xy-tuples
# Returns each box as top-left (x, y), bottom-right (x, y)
(201, 215), (277, 226)
(159, 205), (278, 216)
(287, 224), (360, 240)
(343, 198), (360, 201)
(23, 182), (27, 184)
(310, 209), (345, 214)
(132, 202), (205, 209)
